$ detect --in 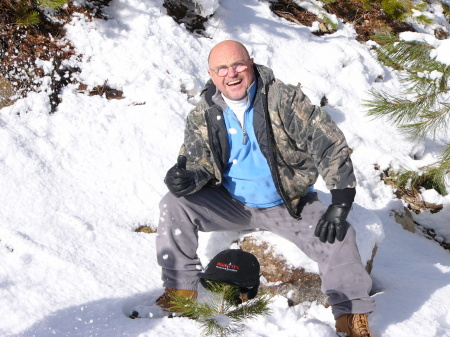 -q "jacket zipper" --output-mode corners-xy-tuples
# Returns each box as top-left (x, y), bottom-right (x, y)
(223, 110), (247, 145)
